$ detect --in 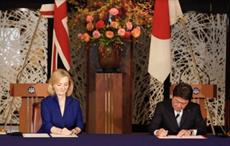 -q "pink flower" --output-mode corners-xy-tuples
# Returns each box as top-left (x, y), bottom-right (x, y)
(126, 21), (133, 31)
(117, 28), (126, 37)
(96, 20), (105, 29)
(86, 15), (94, 22)
(109, 8), (119, 16)
(77, 33), (83, 39)
(92, 30), (101, 39)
